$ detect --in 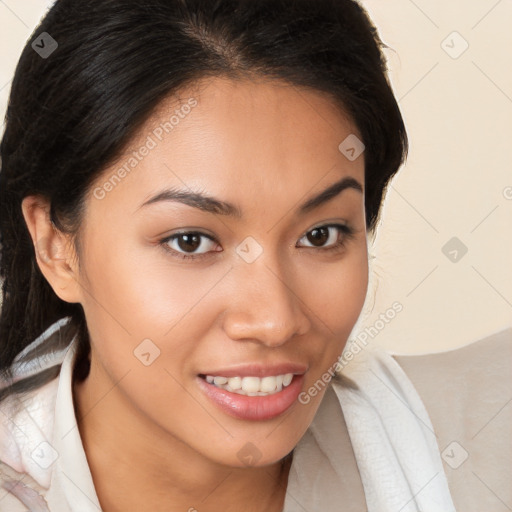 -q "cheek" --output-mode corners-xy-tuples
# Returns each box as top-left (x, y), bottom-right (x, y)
(78, 236), (233, 384)
(79, 233), (225, 336)
(299, 242), (369, 378)
(305, 243), (369, 331)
